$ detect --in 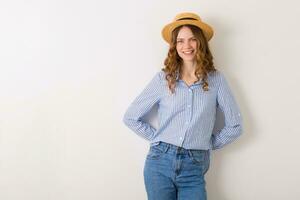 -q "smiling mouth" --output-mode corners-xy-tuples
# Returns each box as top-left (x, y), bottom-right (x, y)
(183, 50), (194, 55)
